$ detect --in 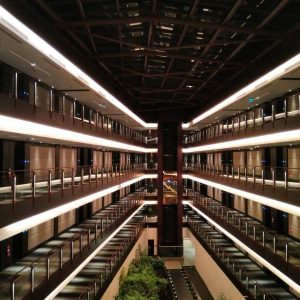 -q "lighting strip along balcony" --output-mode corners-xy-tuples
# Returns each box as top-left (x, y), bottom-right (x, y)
(0, 115), (157, 153)
(183, 129), (300, 153)
(56, 209), (146, 299)
(183, 174), (300, 217)
(45, 203), (146, 300)
(187, 202), (300, 294)
(188, 190), (300, 283)
(0, 6), (157, 129)
(182, 53), (300, 128)
(0, 174), (157, 241)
